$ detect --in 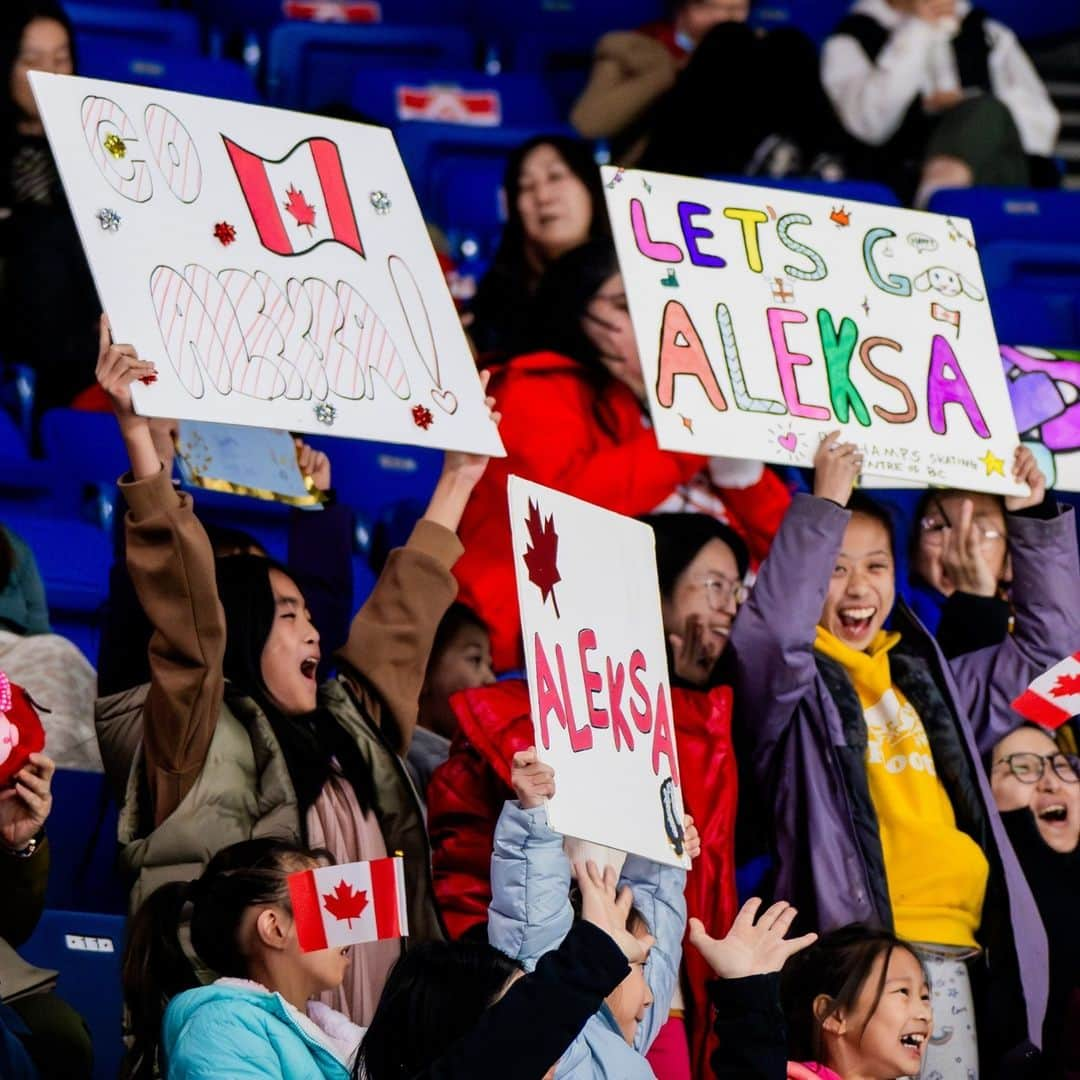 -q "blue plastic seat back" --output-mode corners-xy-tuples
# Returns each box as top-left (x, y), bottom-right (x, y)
(394, 122), (575, 224)
(266, 23), (475, 110)
(77, 44), (260, 103)
(928, 188), (1080, 247)
(748, 0), (851, 42)
(980, 241), (1080, 294)
(20, 910), (126, 1080)
(352, 67), (559, 130)
(988, 285), (1080, 349)
(473, 0), (664, 38)
(66, 3), (201, 52)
